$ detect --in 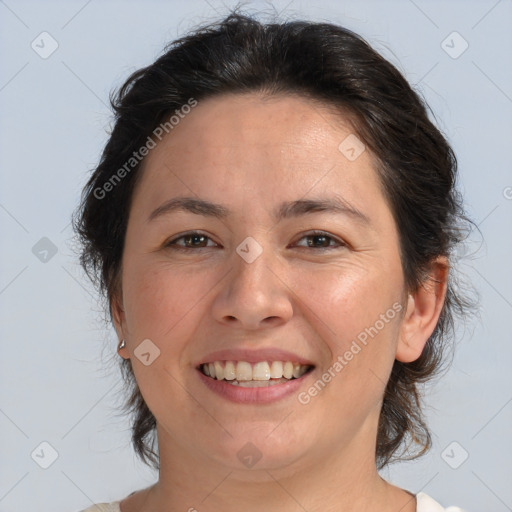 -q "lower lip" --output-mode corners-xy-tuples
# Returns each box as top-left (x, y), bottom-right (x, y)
(197, 369), (313, 404)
